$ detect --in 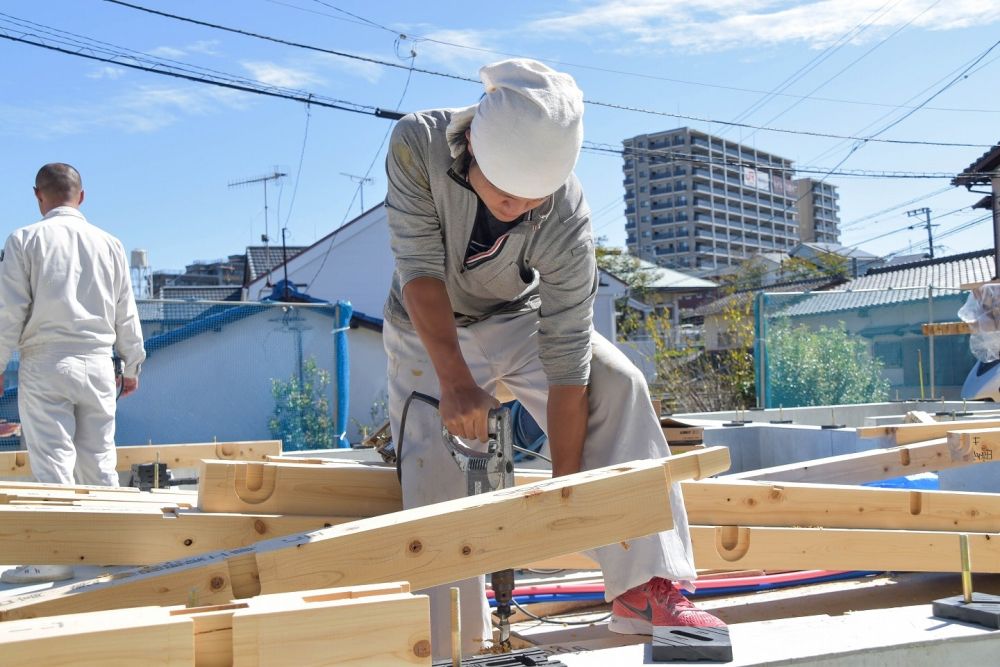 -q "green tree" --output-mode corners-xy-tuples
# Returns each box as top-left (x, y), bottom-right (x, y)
(269, 357), (334, 450)
(766, 321), (889, 407)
